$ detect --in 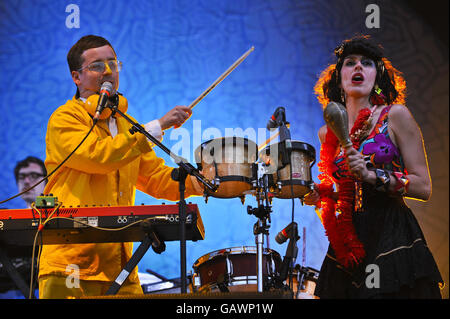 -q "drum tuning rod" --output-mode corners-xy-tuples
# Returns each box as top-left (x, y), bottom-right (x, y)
(189, 46), (255, 109)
